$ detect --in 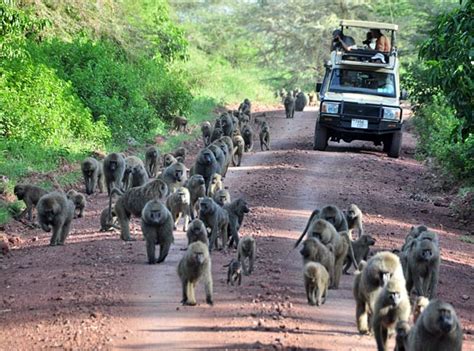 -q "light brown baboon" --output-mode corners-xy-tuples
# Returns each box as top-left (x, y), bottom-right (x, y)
(185, 219), (209, 247)
(193, 148), (221, 192)
(163, 153), (178, 168)
(213, 189), (231, 207)
(207, 173), (223, 198)
(225, 258), (242, 286)
(199, 197), (229, 251)
(373, 278), (411, 351)
(160, 162), (187, 193)
(177, 241), (213, 306)
(343, 234), (376, 274)
(394, 320), (410, 351)
(413, 296), (429, 324)
(304, 261), (329, 306)
(37, 192), (75, 246)
(232, 134), (245, 166)
(141, 199), (174, 264)
(166, 187), (191, 231)
(237, 235), (256, 275)
(66, 190), (86, 218)
(345, 204), (364, 239)
(112, 179), (168, 241)
(259, 121), (270, 151)
(173, 115), (188, 132)
(408, 299), (463, 351)
(145, 146), (160, 178)
(241, 124), (254, 152)
(201, 121), (213, 146)
(123, 156), (146, 190)
(14, 184), (48, 221)
(300, 237), (335, 287)
(185, 175), (206, 219)
(224, 198), (250, 248)
(99, 207), (119, 231)
(81, 157), (105, 195)
(352, 251), (405, 334)
(103, 152), (126, 195)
